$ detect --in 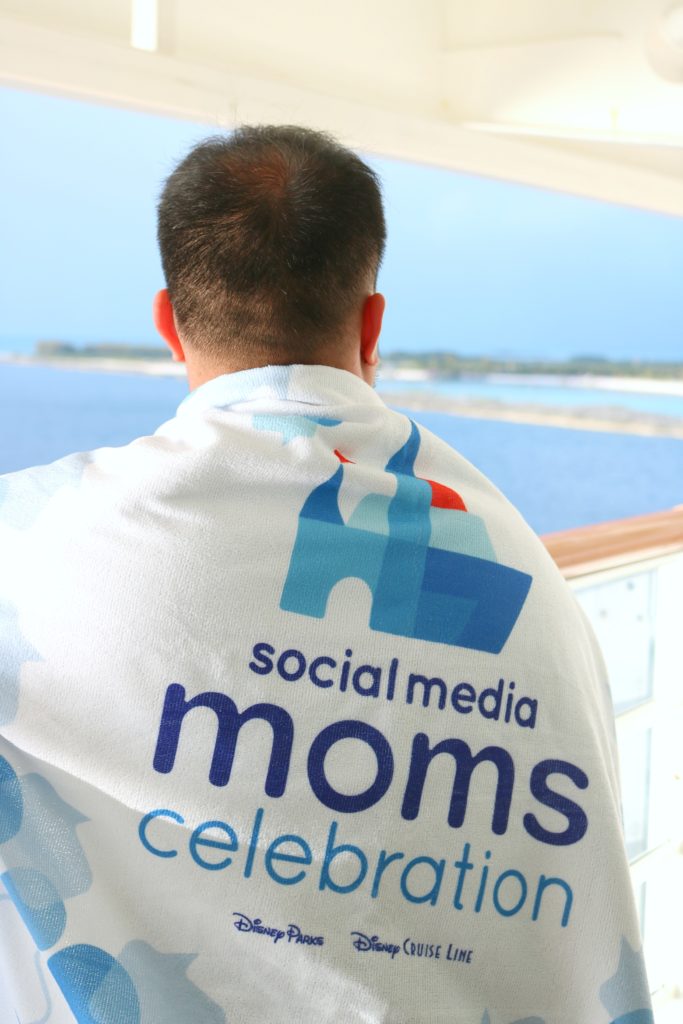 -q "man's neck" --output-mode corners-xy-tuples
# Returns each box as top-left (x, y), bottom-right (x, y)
(183, 353), (370, 392)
